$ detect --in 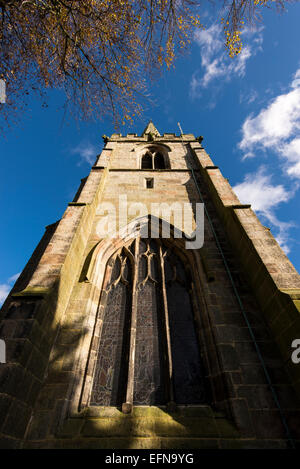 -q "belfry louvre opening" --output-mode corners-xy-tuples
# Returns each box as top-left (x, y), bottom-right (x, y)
(86, 236), (207, 409)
